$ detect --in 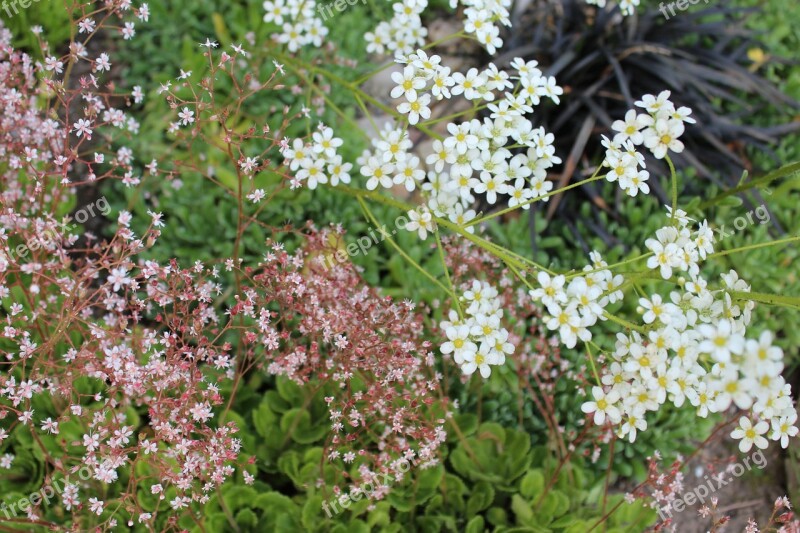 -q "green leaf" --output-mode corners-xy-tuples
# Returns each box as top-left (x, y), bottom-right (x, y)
(539, 489), (570, 520)
(235, 508), (258, 529)
(222, 485), (257, 511)
(302, 495), (325, 529)
(277, 377), (305, 405)
(466, 515), (485, 533)
(485, 506), (508, 527)
(564, 520), (594, 533)
(452, 413), (479, 436)
(253, 397), (278, 438)
(520, 470), (545, 500)
(718, 195), (743, 208)
(511, 494), (534, 525)
(466, 481), (495, 516)
(280, 408), (328, 444)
